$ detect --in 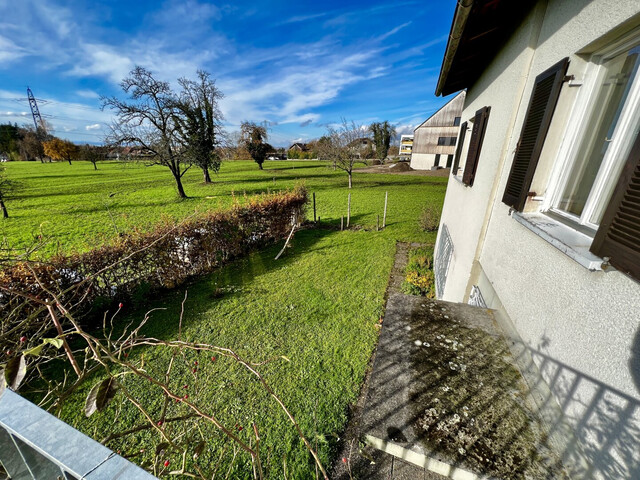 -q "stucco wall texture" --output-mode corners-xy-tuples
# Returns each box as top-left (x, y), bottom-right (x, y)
(410, 153), (438, 170)
(436, 0), (640, 478)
